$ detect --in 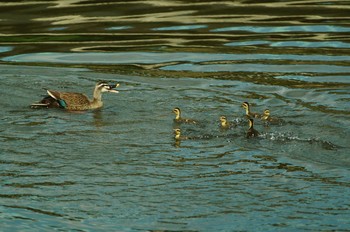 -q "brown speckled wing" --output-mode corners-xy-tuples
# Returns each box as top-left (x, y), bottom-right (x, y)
(60, 92), (90, 109)
(47, 90), (90, 109)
